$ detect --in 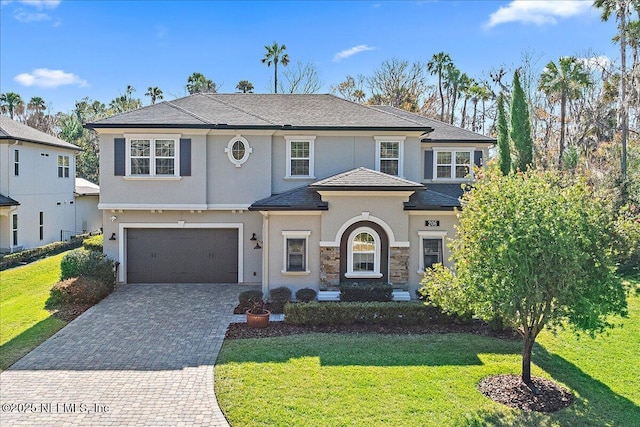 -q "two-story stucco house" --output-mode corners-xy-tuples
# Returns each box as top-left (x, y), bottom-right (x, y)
(0, 116), (81, 253)
(87, 94), (494, 299)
